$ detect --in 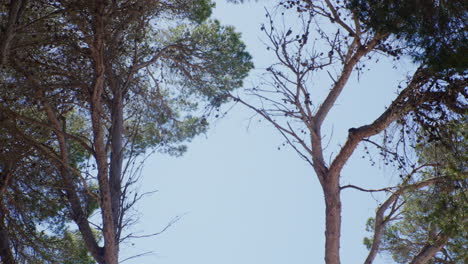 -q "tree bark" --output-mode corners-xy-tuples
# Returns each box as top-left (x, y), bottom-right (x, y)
(323, 179), (341, 264)
(90, 59), (119, 264)
(324, 194), (341, 264)
(109, 86), (123, 242)
(409, 233), (449, 264)
(90, 2), (118, 262)
(42, 101), (105, 263)
(0, 219), (15, 264)
(91, 77), (119, 264)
